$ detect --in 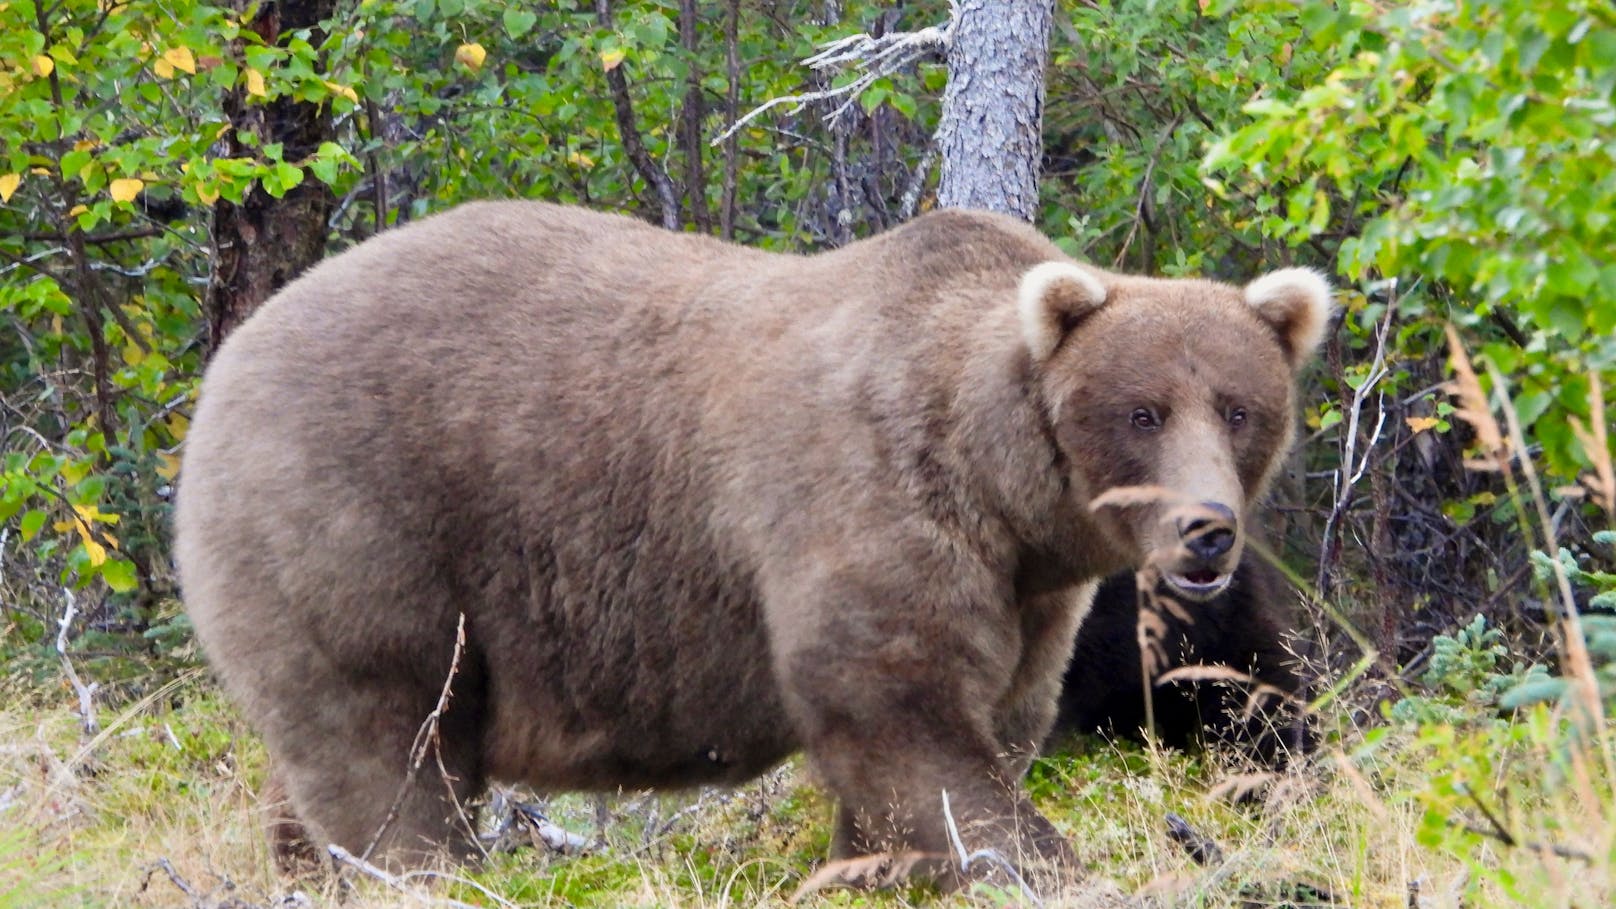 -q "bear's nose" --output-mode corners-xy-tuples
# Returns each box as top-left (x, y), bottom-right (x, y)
(1176, 502), (1236, 561)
